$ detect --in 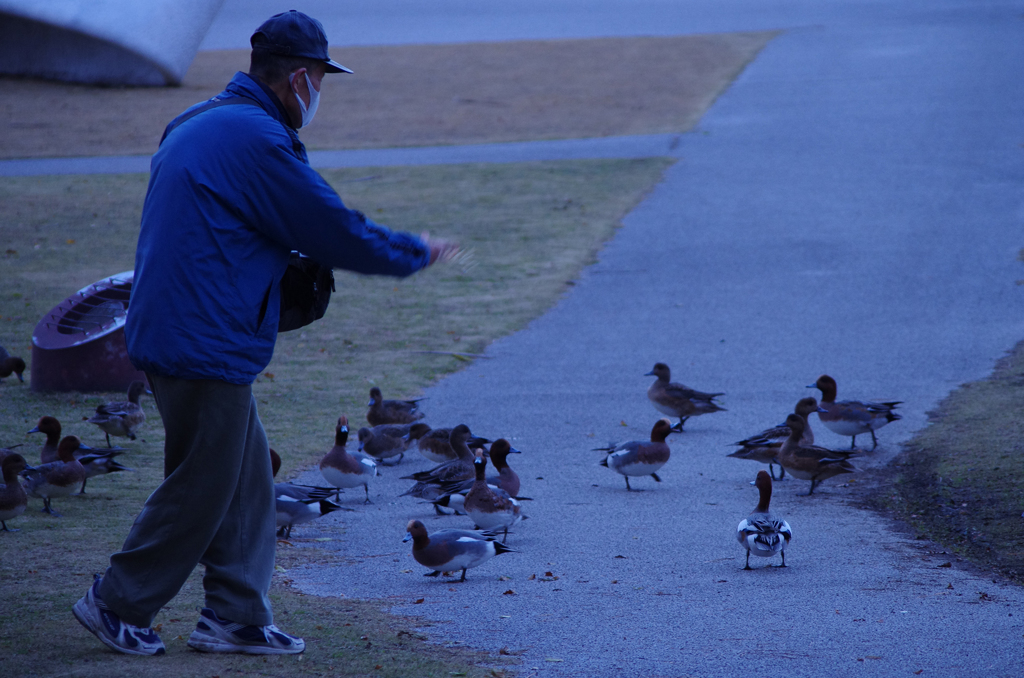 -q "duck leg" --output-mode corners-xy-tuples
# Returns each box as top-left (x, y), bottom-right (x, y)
(743, 551), (752, 570)
(1, 520), (18, 532)
(459, 568), (468, 582)
(105, 433), (112, 448)
(624, 477), (633, 491)
(424, 571), (441, 577)
(672, 417), (689, 432)
(651, 473), (662, 483)
(78, 478), (89, 495)
(41, 498), (62, 517)
(363, 484), (373, 504)
(849, 435), (857, 450)
(870, 430), (879, 451)
(778, 552), (787, 568)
